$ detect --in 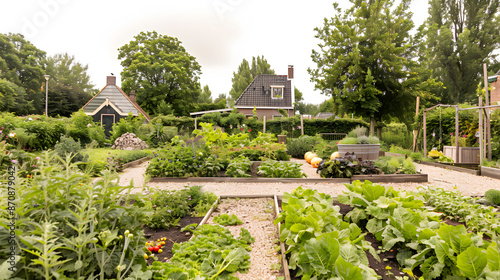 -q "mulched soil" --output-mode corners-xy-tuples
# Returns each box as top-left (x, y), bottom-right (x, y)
(143, 216), (203, 265)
